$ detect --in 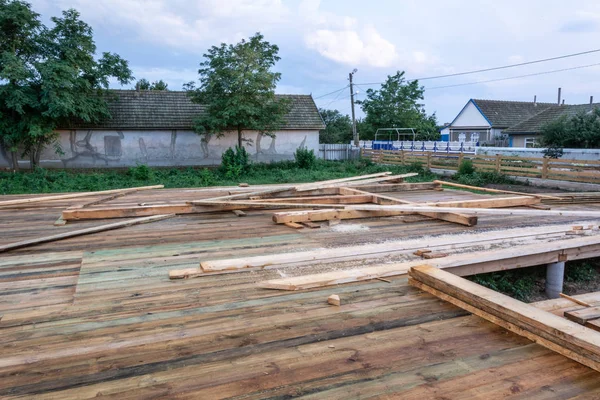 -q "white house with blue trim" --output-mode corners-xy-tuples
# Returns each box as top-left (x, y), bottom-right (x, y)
(443, 99), (554, 146)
